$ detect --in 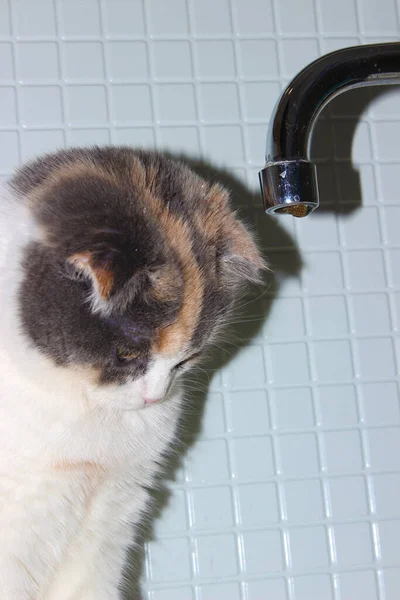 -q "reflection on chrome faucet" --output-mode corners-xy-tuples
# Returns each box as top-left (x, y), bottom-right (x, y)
(259, 43), (400, 217)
